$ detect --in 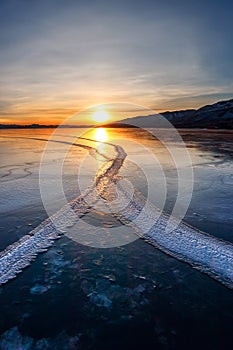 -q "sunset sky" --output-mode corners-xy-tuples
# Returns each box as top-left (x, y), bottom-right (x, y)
(0, 0), (233, 125)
